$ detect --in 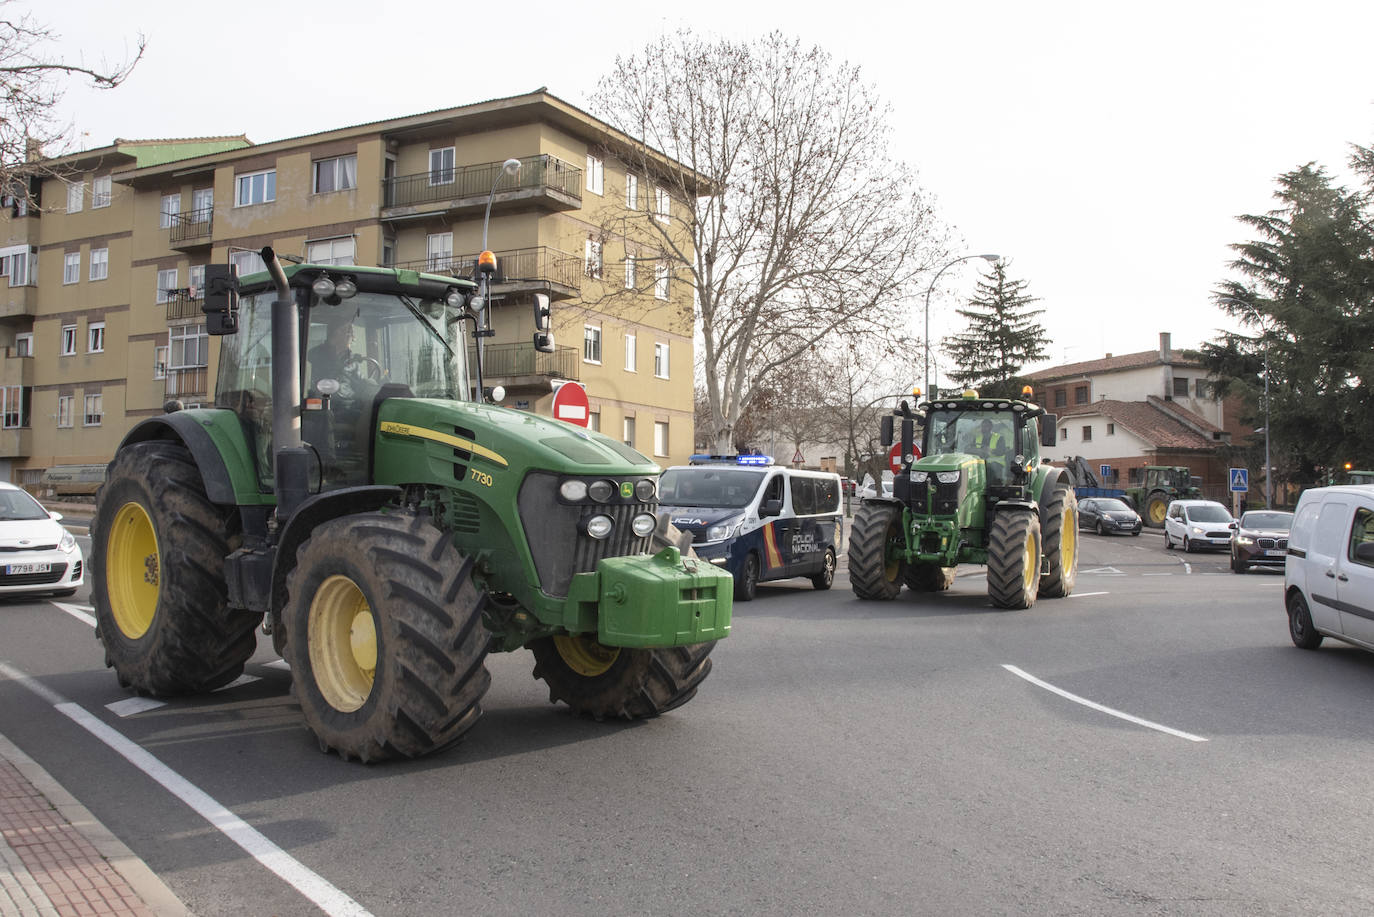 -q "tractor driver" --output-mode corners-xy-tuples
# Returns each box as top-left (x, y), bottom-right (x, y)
(967, 418), (1013, 483)
(308, 307), (361, 386)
